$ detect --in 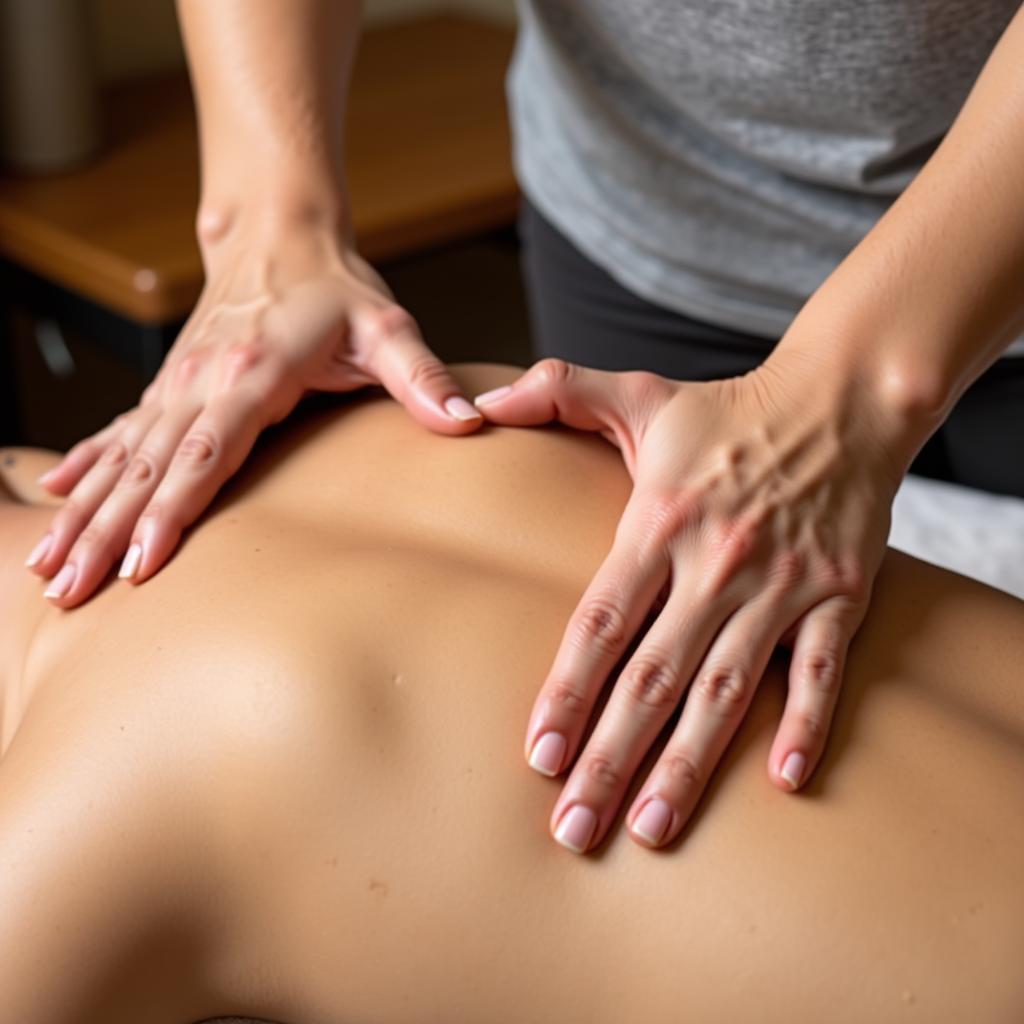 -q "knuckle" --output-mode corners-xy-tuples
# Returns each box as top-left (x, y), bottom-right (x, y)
(139, 501), (178, 532)
(546, 681), (589, 715)
(174, 349), (207, 389)
(697, 663), (753, 710)
(621, 653), (682, 710)
(534, 357), (574, 389)
(365, 304), (418, 343)
(76, 522), (113, 559)
(638, 491), (698, 555)
(716, 515), (761, 562)
(661, 751), (704, 789)
(226, 336), (266, 371)
(771, 549), (806, 588)
(582, 751), (622, 790)
(572, 597), (628, 656)
(99, 441), (129, 468)
(801, 649), (842, 697)
(793, 709), (827, 743)
(55, 499), (88, 532)
(175, 430), (219, 469)
(839, 560), (869, 602)
(119, 451), (157, 487)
